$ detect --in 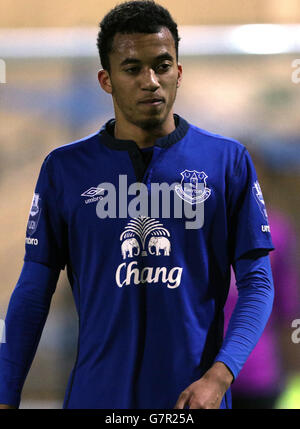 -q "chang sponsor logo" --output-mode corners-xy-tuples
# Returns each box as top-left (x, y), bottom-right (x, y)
(115, 216), (183, 289)
(115, 261), (182, 289)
